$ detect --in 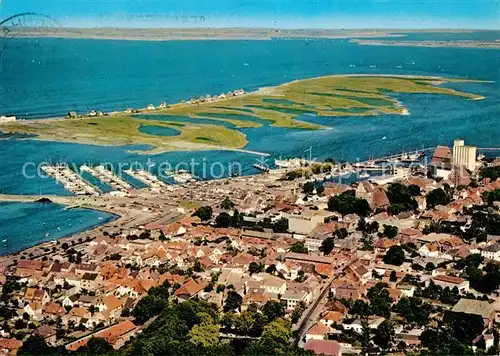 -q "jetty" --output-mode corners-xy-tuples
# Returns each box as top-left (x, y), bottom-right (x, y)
(41, 165), (100, 196)
(80, 165), (132, 195)
(124, 169), (169, 191)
